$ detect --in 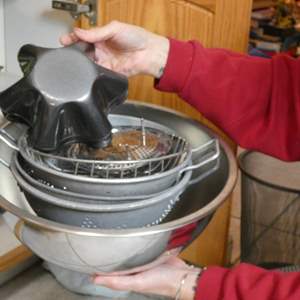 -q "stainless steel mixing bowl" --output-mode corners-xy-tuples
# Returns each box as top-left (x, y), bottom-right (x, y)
(0, 102), (237, 274)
